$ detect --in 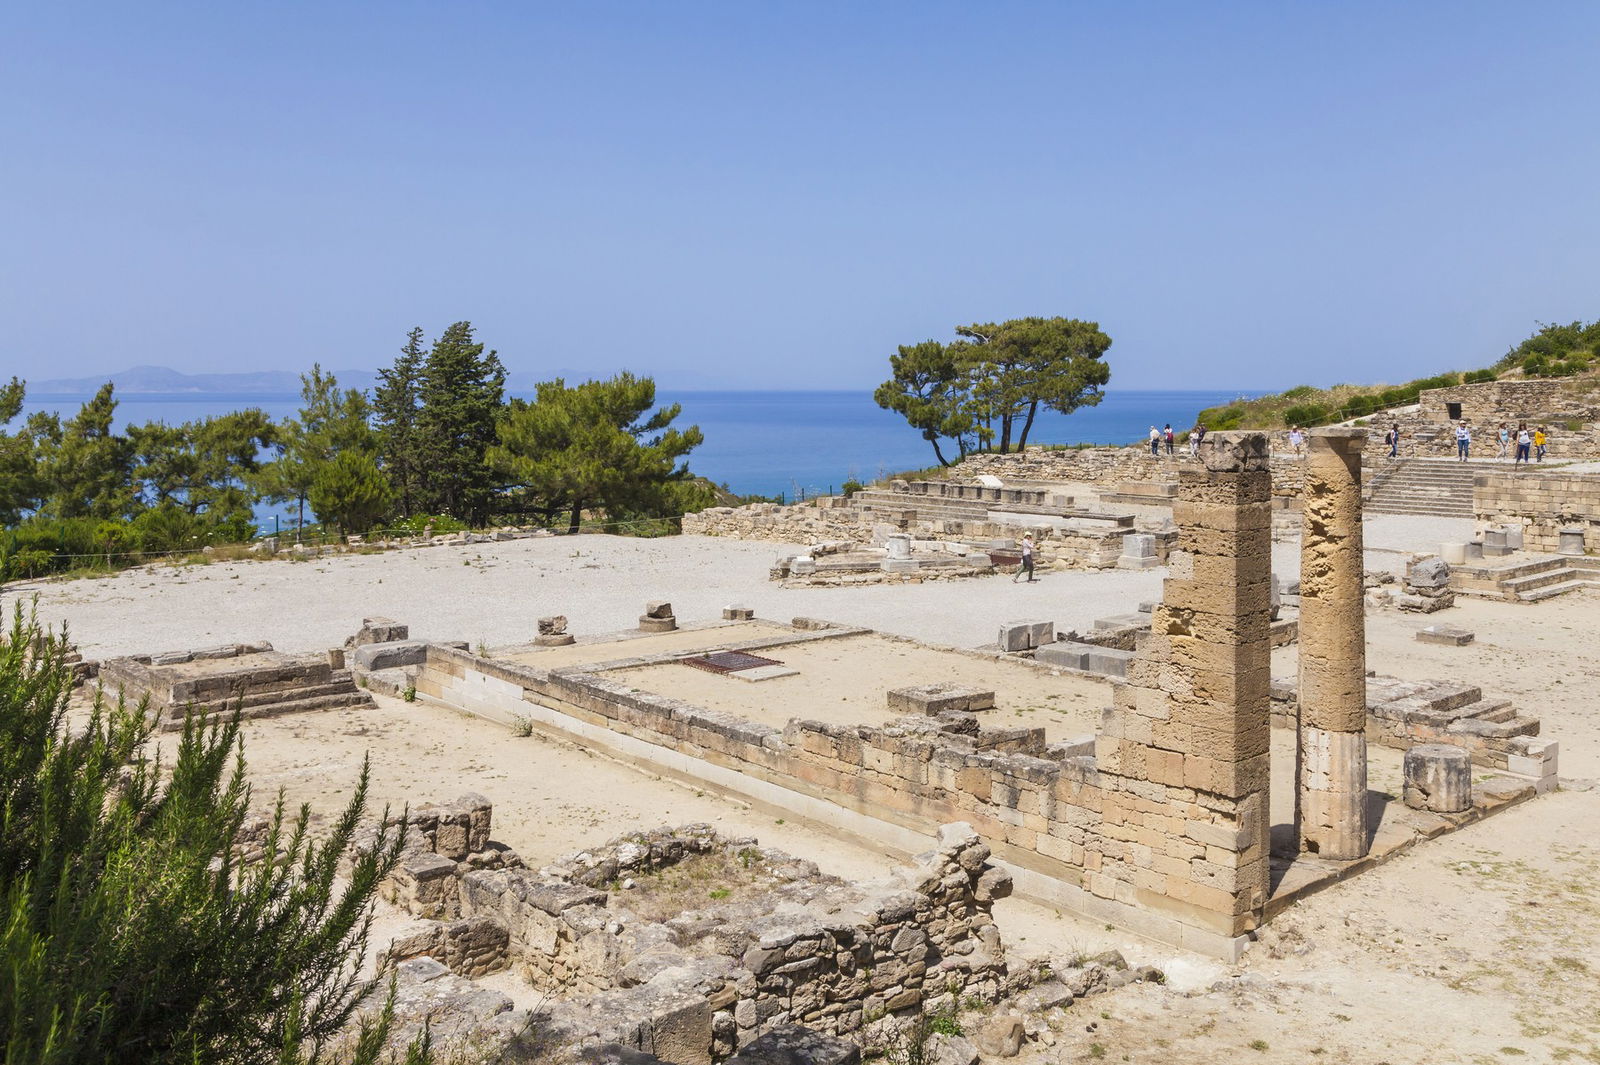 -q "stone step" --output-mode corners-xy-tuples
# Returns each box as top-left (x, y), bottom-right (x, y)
(159, 690), (374, 728)
(1516, 578), (1600, 602)
(1501, 568), (1589, 594)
